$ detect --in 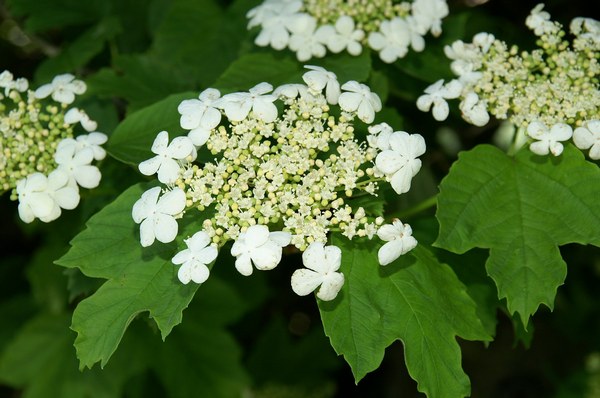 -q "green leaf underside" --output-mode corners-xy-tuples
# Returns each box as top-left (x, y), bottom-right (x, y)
(435, 144), (600, 325)
(55, 183), (202, 369)
(319, 236), (490, 398)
